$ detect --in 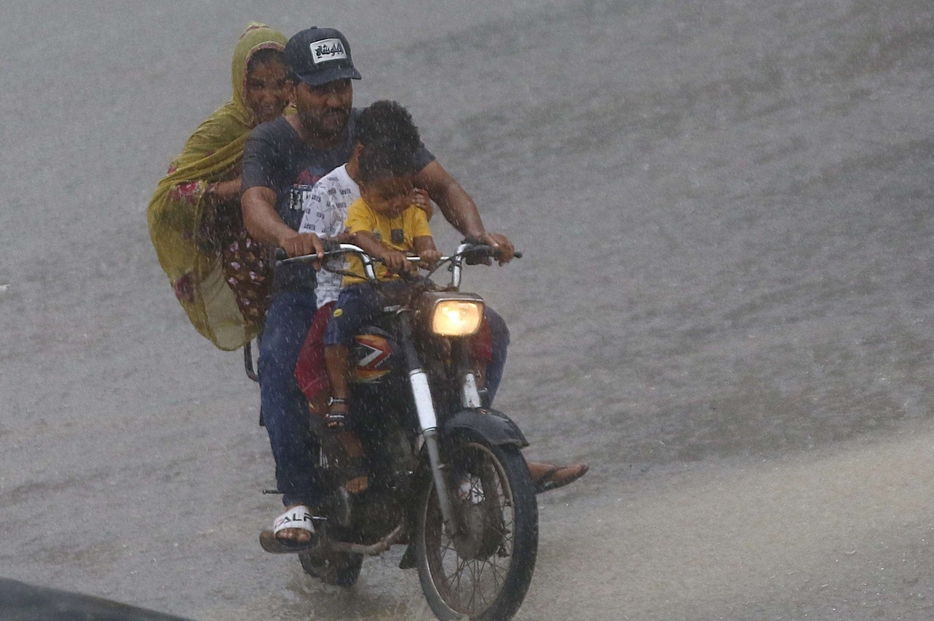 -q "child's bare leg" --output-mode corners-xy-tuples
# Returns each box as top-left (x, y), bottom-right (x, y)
(324, 345), (368, 493)
(308, 394), (329, 416)
(325, 345), (351, 406)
